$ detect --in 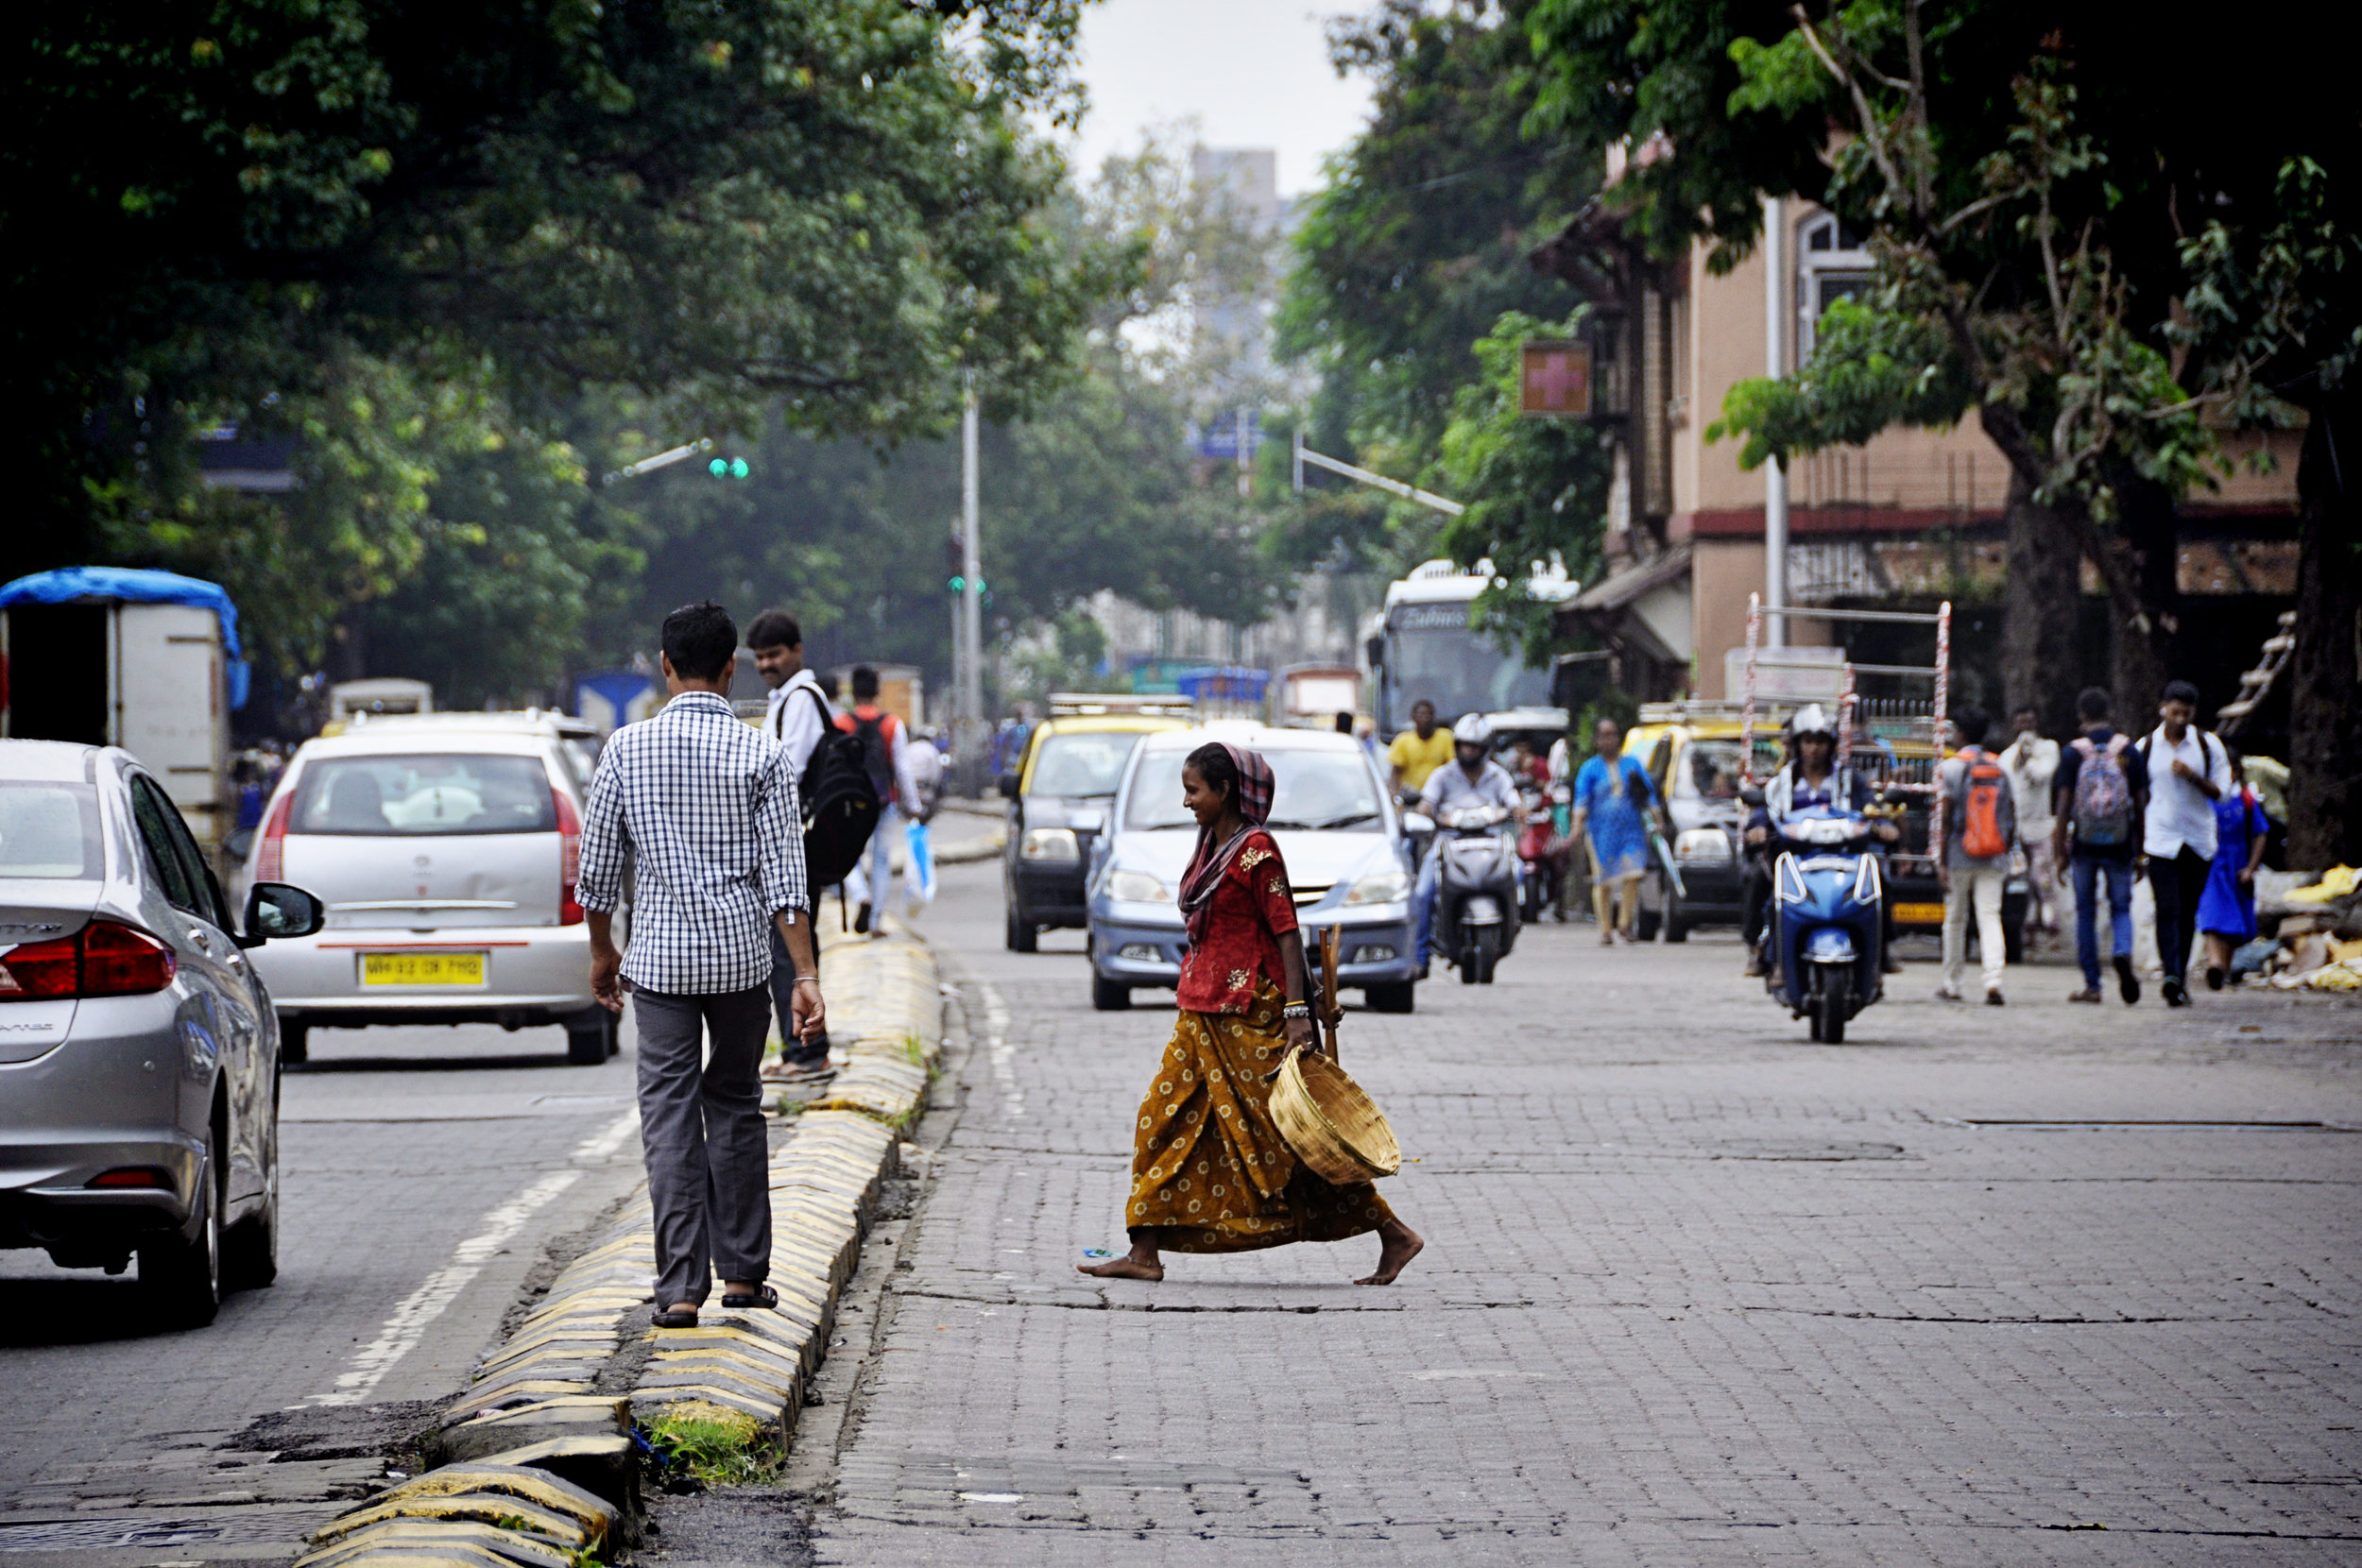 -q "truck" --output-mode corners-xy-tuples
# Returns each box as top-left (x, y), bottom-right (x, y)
(1364, 559), (1581, 739)
(0, 568), (246, 861)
